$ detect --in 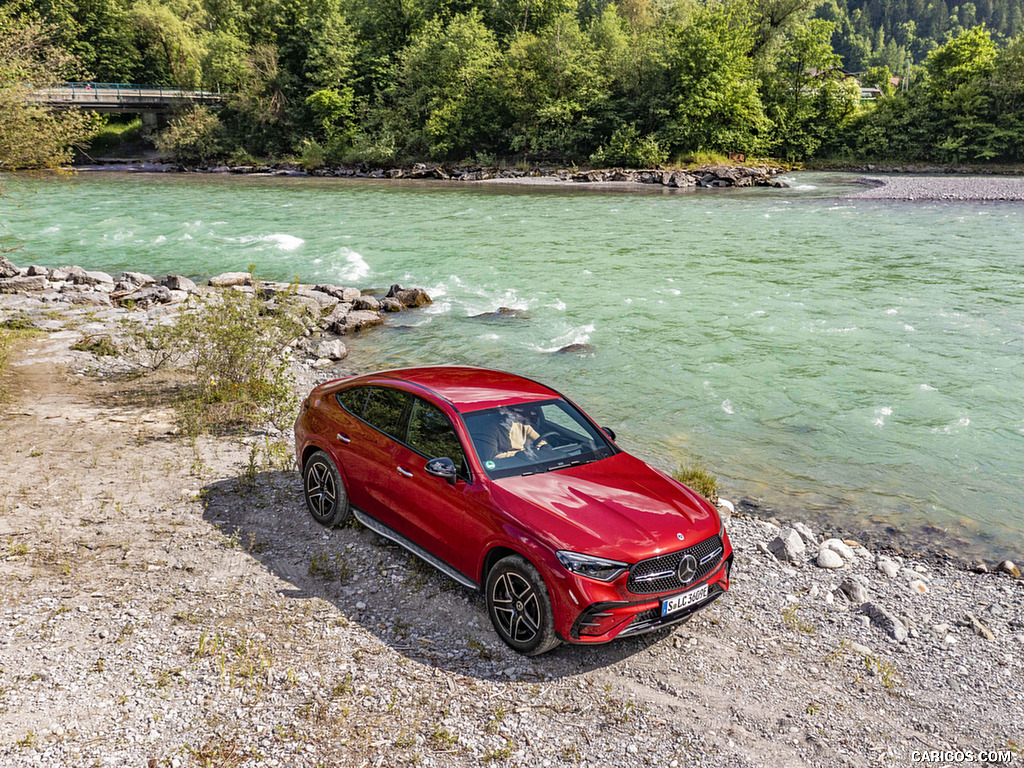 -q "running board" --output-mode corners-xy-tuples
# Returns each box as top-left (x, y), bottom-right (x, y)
(352, 508), (479, 590)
